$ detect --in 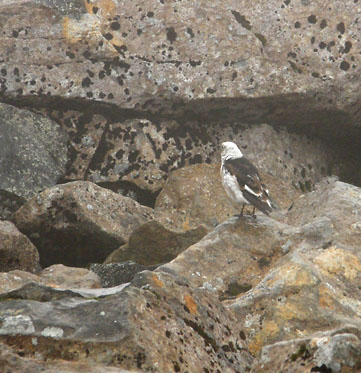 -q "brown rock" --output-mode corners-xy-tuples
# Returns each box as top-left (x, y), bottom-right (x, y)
(0, 270), (40, 294)
(0, 221), (40, 273)
(105, 220), (208, 265)
(0, 342), (135, 373)
(0, 265), (101, 294)
(40, 264), (101, 289)
(12, 181), (156, 268)
(155, 162), (300, 229)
